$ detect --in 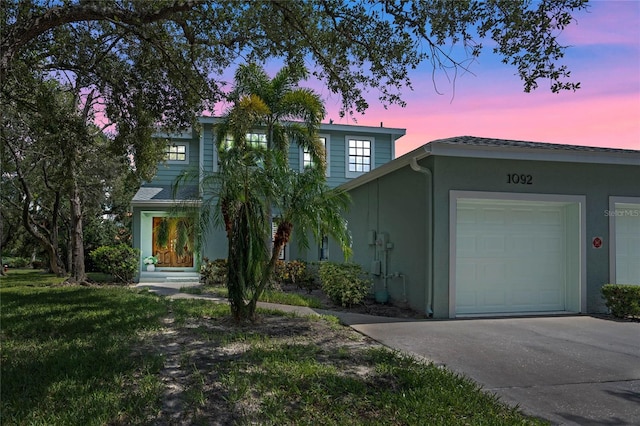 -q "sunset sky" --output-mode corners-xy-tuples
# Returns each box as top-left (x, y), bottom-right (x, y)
(316, 1), (640, 157)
